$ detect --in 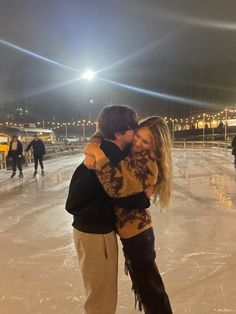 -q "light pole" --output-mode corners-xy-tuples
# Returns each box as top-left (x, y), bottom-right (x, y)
(224, 107), (228, 142)
(65, 123), (68, 139)
(88, 99), (94, 121)
(82, 121), (86, 141)
(203, 113), (206, 144)
(171, 119), (175, 144)
(211, 116), (216, 141)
